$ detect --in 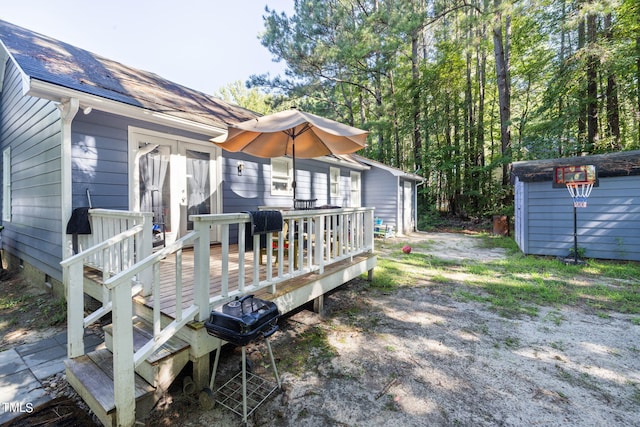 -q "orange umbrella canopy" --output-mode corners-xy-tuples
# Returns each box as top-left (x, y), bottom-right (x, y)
(211, 109), (368, 158)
